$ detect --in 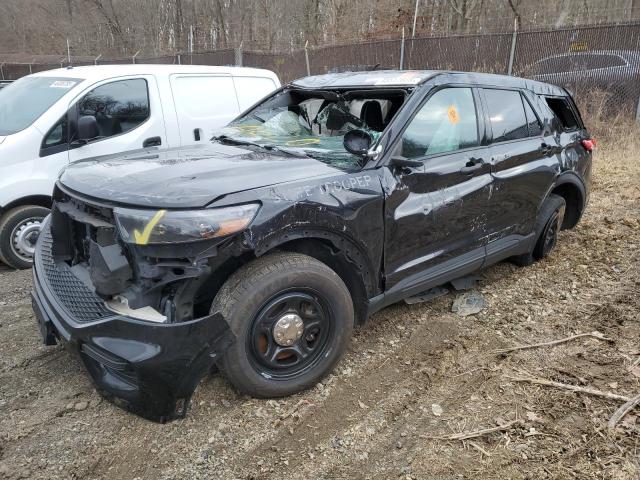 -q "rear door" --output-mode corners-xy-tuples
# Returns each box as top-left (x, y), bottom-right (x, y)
(383, 86), (491, 294)
(68, 76), (166, 162)
(482, 88), (556, 251)
(169, 74), (241, 146)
